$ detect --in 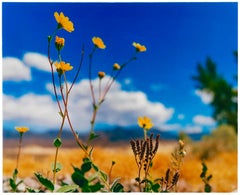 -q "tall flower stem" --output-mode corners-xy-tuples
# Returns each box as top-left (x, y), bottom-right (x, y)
(16, 133), (23, 170)
(47, 35), (64, 117)
(52, 74), (68, 184)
